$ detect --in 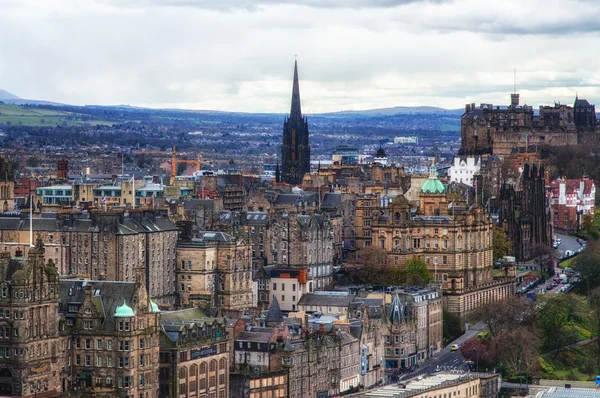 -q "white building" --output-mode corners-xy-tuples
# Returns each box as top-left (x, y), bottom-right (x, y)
(448, 156), (481, 186)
